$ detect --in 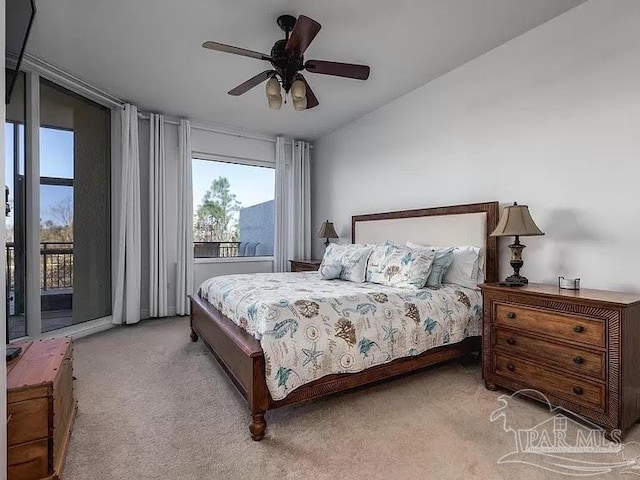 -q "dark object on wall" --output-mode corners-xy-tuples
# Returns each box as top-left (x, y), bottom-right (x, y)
(6, 0), (36, 104)
(202, 14), (370, 110)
